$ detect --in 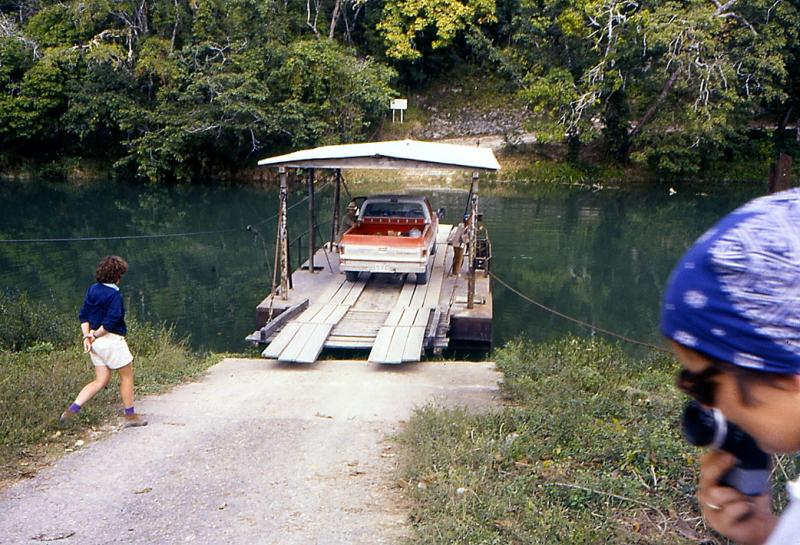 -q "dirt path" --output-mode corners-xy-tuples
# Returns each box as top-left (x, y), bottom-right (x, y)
(0, 359), (500, 545)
